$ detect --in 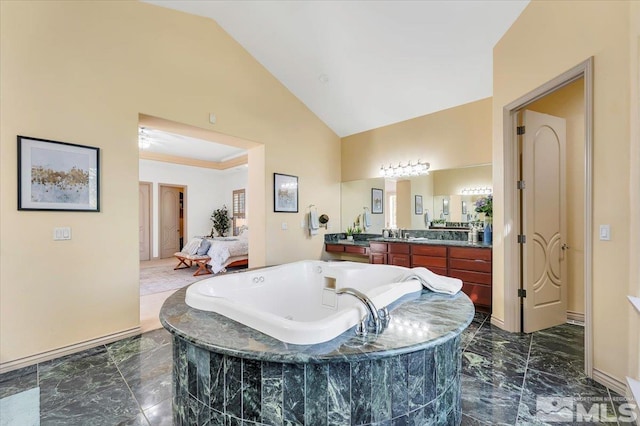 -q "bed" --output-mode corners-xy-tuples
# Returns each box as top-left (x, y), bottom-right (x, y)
(205, 232), (249, 274)
(175, 229), (248, 275)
